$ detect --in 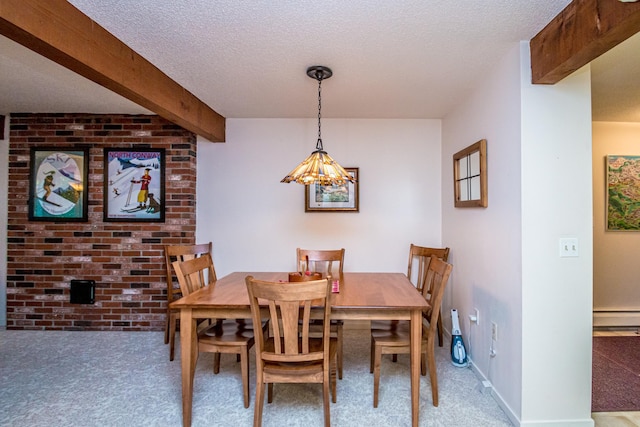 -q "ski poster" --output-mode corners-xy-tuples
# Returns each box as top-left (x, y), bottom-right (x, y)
(29, 148), (89, 221)
(103, 148), (165, 222)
